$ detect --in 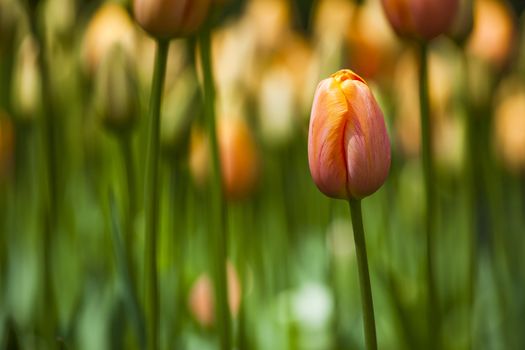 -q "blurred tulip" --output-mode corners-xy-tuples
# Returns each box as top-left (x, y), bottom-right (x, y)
(494, 80), (525, 173)
(314, 0), (355, 42)
(189, 117), (259, 199)
(44, 0), (75, 41)
(82, 3), (136, 74)
(94, 46), (139, 133)
(346, 0), (400, 81)
(244, 0), (291, 53)
(313, 0), (355, 76)
(393, 49), (457, 160)
(308, 69), (391, 200)
(0, 0), (21, 55)
(257, 62), (296, 146)
(381, 0), (459, 41)
(393, 50), (420, 157)
(189, 126), (209, 188)
(447, 0), (473, 45)
(218, 117), (259, 200)
(160, 67), (199, 157)
(467, 0), (516, 69)
(133, 0), (211, 39)
(0, 113), (14, 182)
(11, 36), (41, 122)
(188, 262), (241, 328)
